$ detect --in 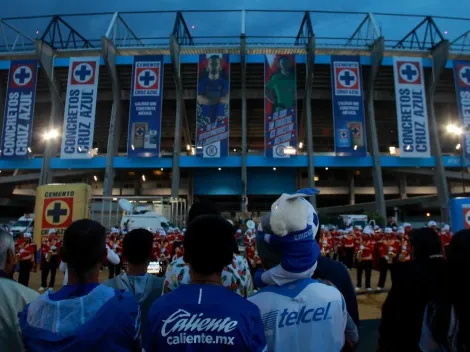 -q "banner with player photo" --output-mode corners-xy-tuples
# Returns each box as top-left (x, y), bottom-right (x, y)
(393, 57), (430, 158)
(264, 54), (297, 159)
(331, 55), (367, 156)
(1, 59), (38, 160)
(128, 55), (164, 158)
(60, 57), (100, 159)
(453, 60), (470, 166)
(195, 54), (230, 158)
